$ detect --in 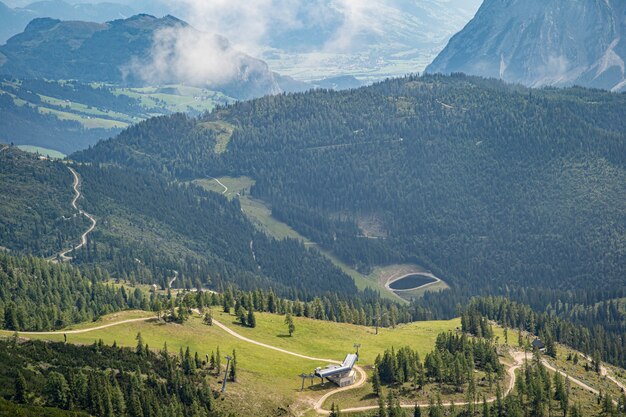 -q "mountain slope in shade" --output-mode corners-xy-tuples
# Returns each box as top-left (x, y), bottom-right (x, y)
(0, 14), (282, 99)
(426, 0), (626, 92)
